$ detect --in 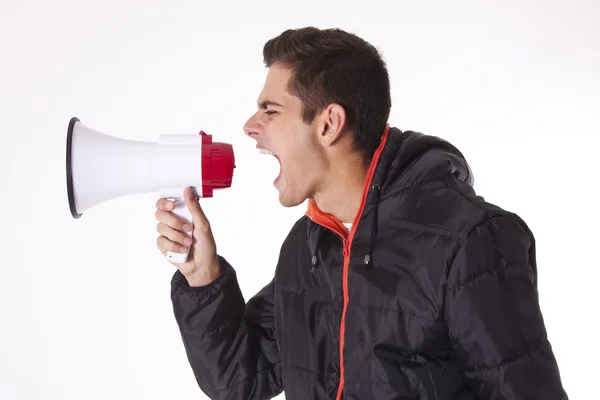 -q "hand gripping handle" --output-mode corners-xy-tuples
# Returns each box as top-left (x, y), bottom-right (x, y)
(165, 198), (193, 264)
